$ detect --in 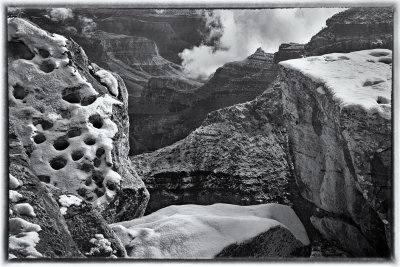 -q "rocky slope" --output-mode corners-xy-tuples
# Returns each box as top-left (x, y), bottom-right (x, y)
(305, 7), (393, 55)
(130, 48), (278, 154)
(8, 18), (148, 258)
(274, 43), (305, 63)
(280, 49), (392, 257)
